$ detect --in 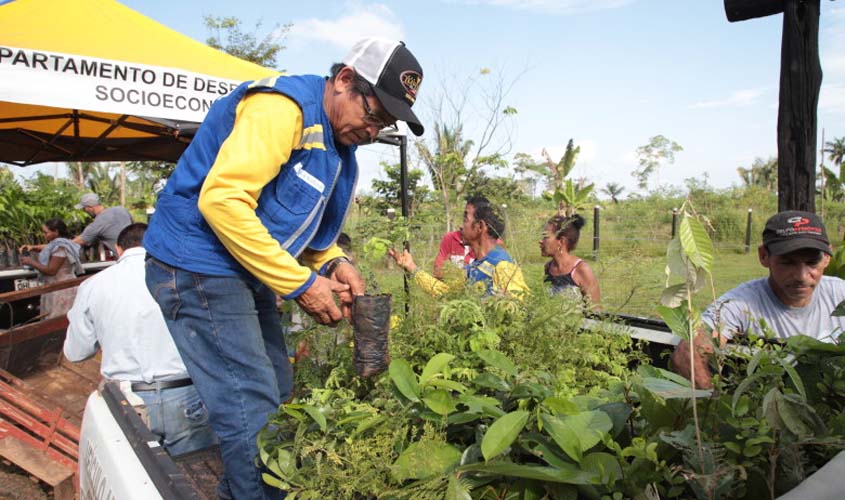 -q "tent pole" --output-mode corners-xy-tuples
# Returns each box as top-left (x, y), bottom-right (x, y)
(399, 135), (410, 315)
